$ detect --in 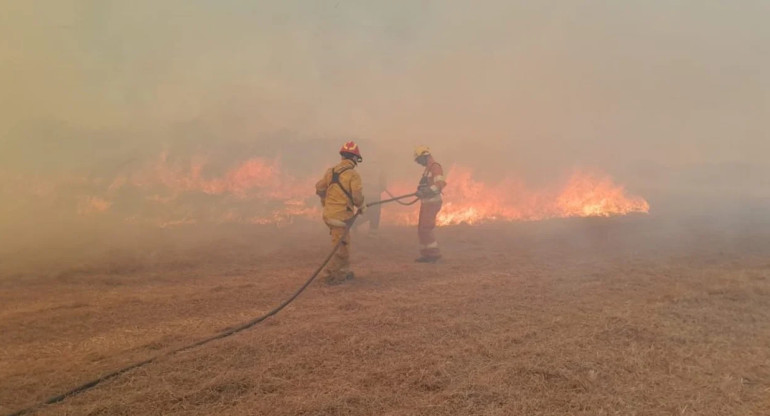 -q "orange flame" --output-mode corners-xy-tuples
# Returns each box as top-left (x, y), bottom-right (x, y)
(383, 166), (649, 226)
(77, 196), (112, 215)
(556, 172), (650, 218)
(106, 153), (320, 226)
(115, 153), (310, 200)
(82, 155), (649, 227)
